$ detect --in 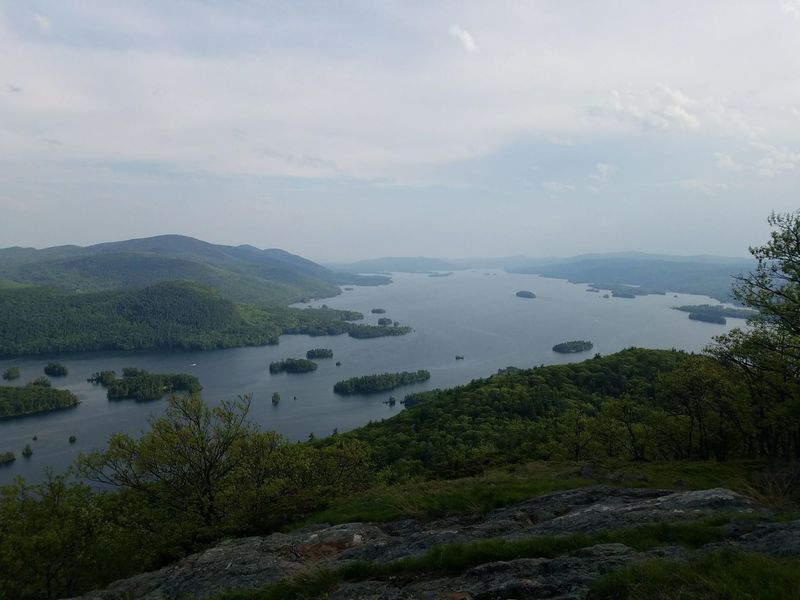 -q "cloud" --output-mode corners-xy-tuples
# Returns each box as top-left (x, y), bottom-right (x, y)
(752, 143), (800, 177)
(33, 13), (52, 33)
(6, 83), (21, 93)
(661, 179), (729, 194)
(782, 1), (800, 21)
(449, 25), (477, 53)
(589, 163), (614, 181)
(542, 180), (575, 193)
(595, 86), (701, 131)
(714, 152), (742, 171)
